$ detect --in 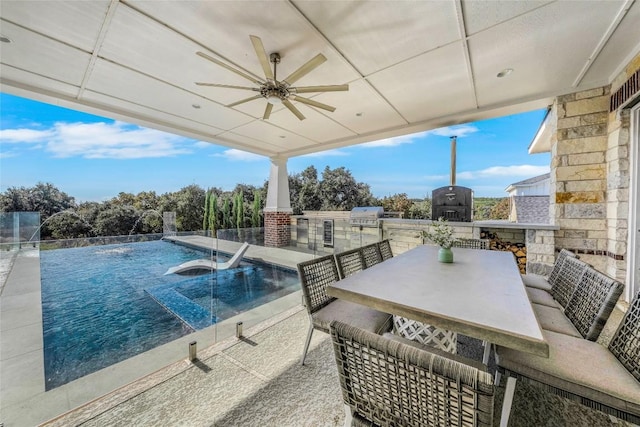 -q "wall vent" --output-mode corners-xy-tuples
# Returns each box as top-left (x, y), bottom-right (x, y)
(610, 69), (640, 112)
